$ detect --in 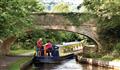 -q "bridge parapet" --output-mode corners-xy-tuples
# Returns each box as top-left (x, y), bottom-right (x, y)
(33, 13), (96, 26)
